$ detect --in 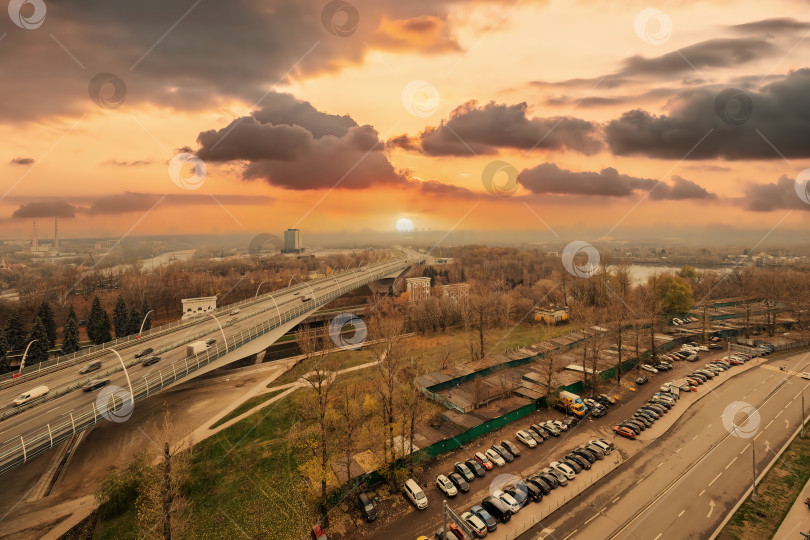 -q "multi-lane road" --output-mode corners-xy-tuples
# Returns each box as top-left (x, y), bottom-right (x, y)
(0, 254), (421, 470)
